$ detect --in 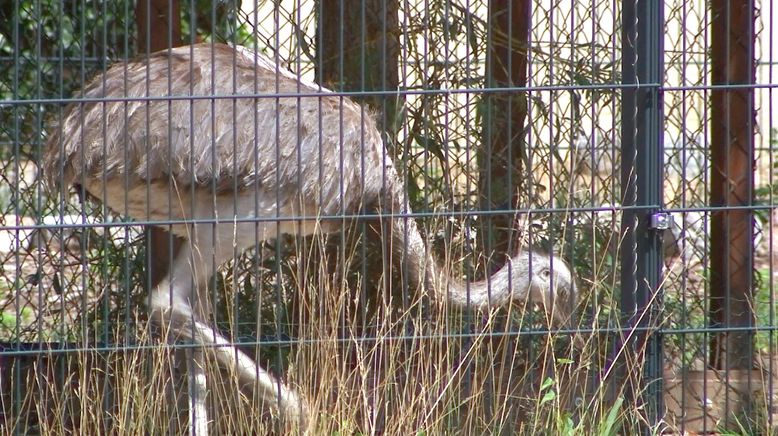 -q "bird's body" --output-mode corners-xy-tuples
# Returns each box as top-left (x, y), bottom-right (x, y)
(51, 43), (389, 246)
(44, 43), (576, 431)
